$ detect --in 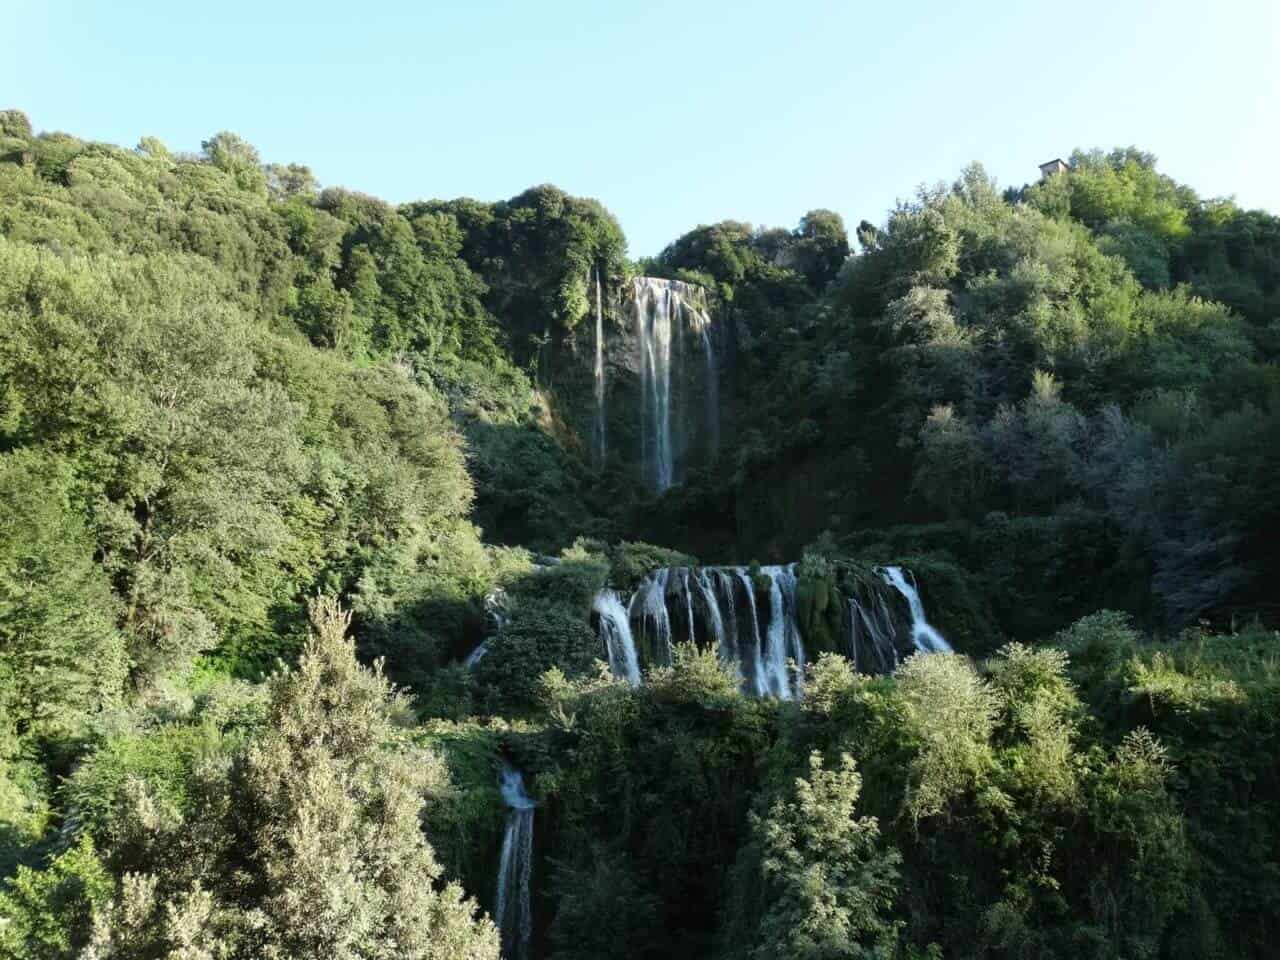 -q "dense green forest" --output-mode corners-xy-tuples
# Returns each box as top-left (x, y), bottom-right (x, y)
(1, 107), (1279, 958)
